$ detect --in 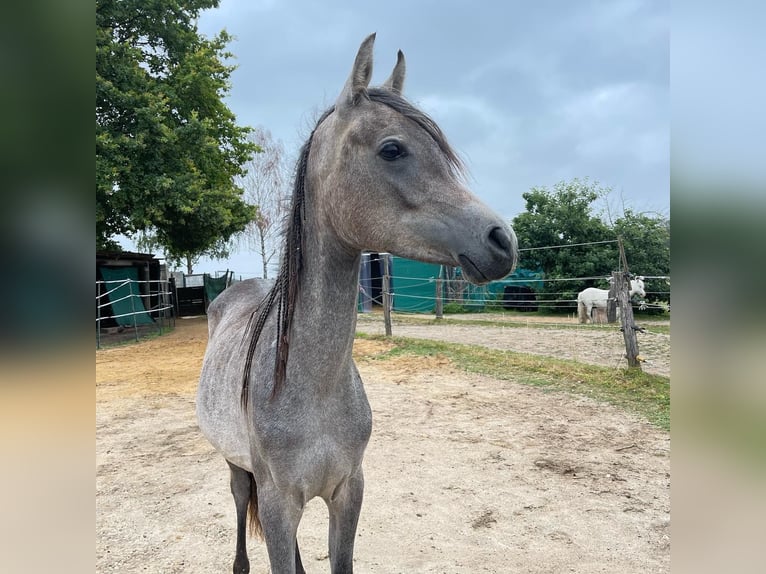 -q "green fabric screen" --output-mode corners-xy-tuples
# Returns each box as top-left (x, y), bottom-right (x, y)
(204, 273), (230, 304)
(390, 257), (443, 313)
(485, 267), (545, 295)
(99, 266), (154, 326)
